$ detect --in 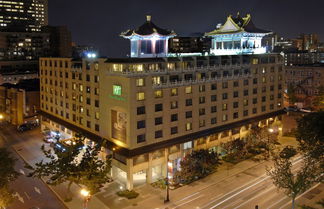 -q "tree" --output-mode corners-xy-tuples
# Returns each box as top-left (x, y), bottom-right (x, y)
(28, 134), (111, 201)
(295, 111), (324, 173)
(312, 85), (324, 108)
(287, 84), (298, 104)
(174, 150), (221, 184)
(267, 150), (318, 209)
(0, 148), (20, 208)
